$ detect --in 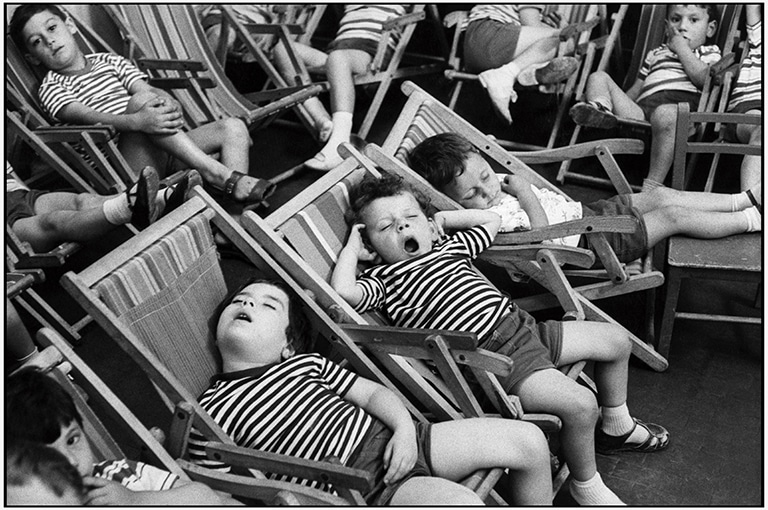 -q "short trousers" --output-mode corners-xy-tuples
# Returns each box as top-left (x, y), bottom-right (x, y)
(580, 194), (649, 264)
(477, 307), (563, 392)
(327, 38), (395, 69)
(637, 90), (700, 121)
(348, 420), (433, 505)
(464, 19), (521, 73)
(6, 189), (48, 228)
